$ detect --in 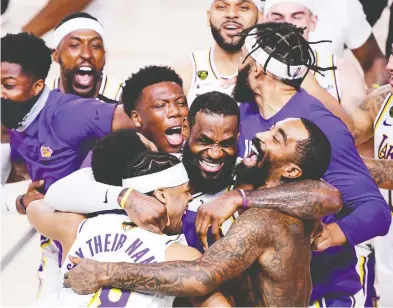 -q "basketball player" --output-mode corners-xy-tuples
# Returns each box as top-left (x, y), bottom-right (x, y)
(349, 45), (393, 307)
(263, 0), (367, 116)
(0, 32), (161, 296)
(63, 117), (337, 307)
(28, 132), (229, 307)
(177, 0), (353, 131)
(188, 23), (390, 307)
(48, 12), (122, 102)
